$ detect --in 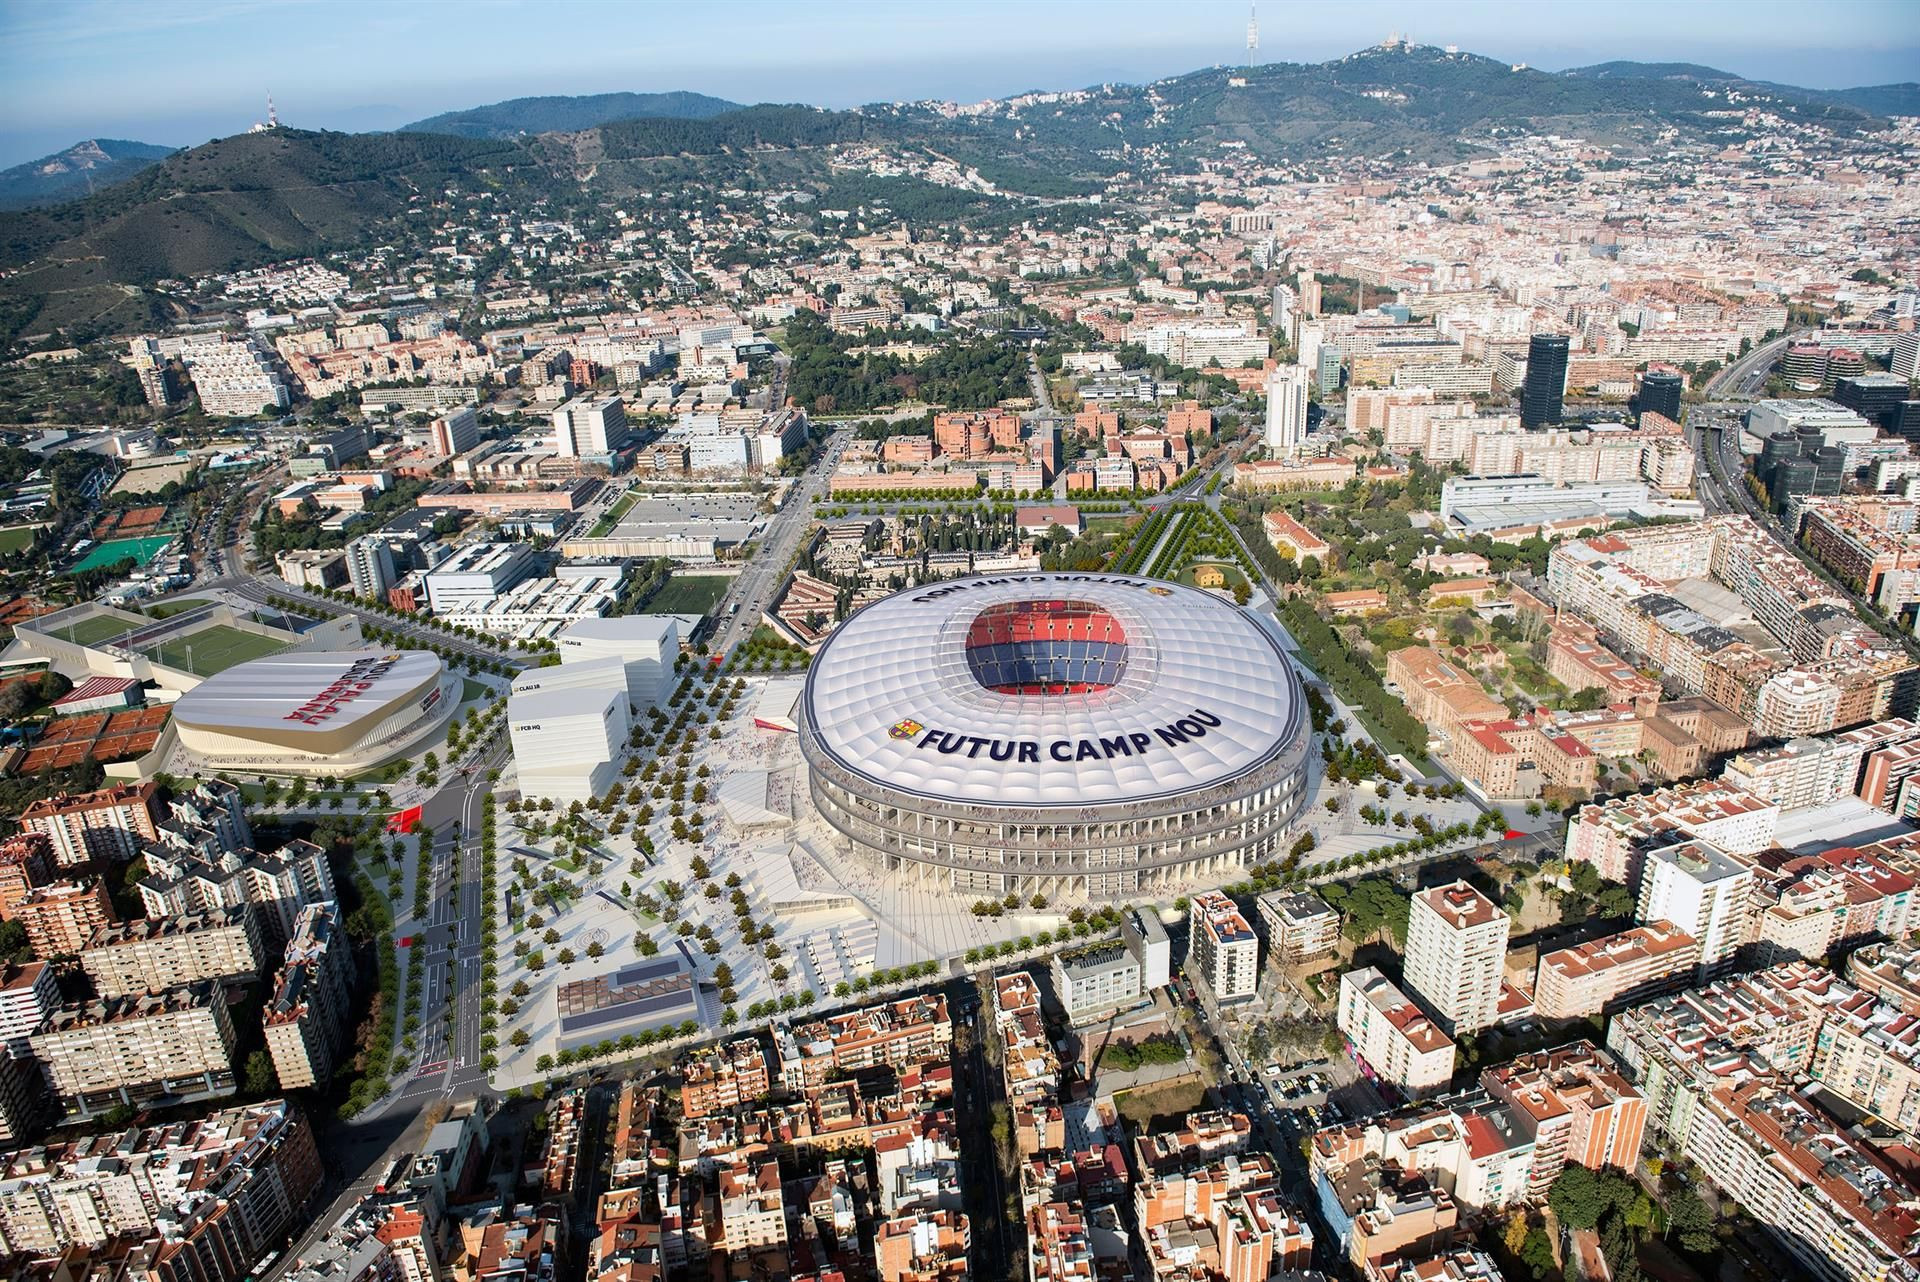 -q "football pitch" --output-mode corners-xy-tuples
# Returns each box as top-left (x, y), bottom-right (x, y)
(145, 625), (287, 676)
